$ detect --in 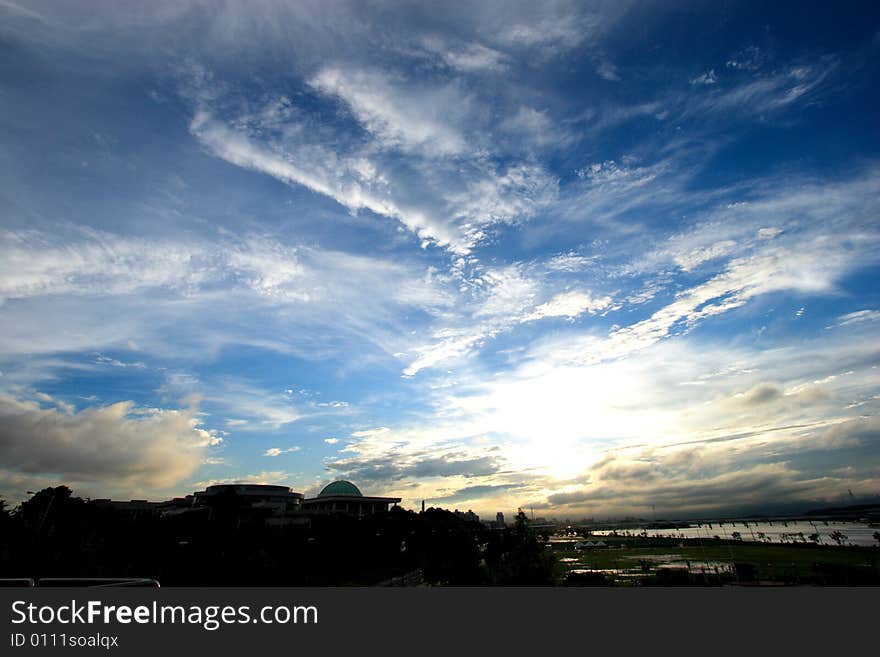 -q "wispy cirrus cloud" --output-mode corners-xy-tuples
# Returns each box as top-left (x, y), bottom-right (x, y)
(0, 227), (456, 368)
(420, 38), (508, 73)
(309, 67), (471, 157)
(524, 290), (612, 322)
(189, 70), (558, 254)
(402, 261), (614, 376)
(0, 229), (207, 303)
(694, 62), (835, 114)
(829, 310), (880, 329)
